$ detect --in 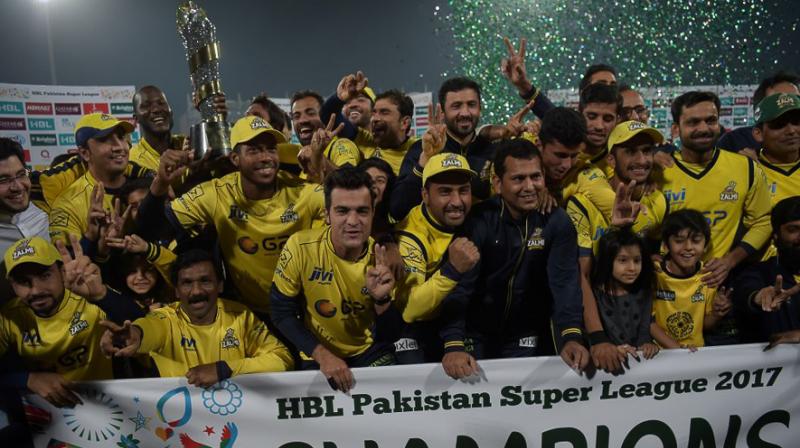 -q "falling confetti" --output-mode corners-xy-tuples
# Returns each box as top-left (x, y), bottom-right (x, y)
(437, 0), (800, 122)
